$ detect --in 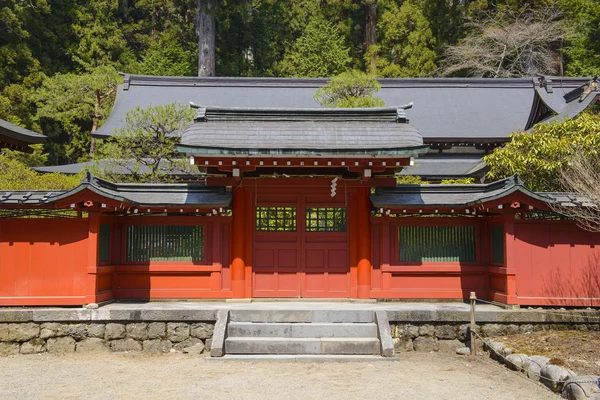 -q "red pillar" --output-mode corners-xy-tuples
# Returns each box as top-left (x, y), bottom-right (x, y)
(231, 186), (246, 298)
(85, 210), (99, 304)
(503, 211), (518, 304)
(357, 187), (372, 299)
